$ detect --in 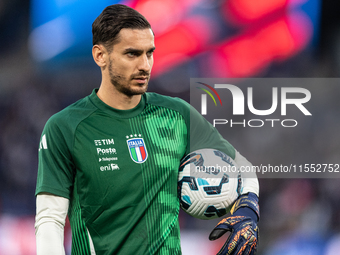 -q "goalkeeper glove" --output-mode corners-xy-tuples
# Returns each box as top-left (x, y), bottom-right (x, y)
(209, 192), (259, 255)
